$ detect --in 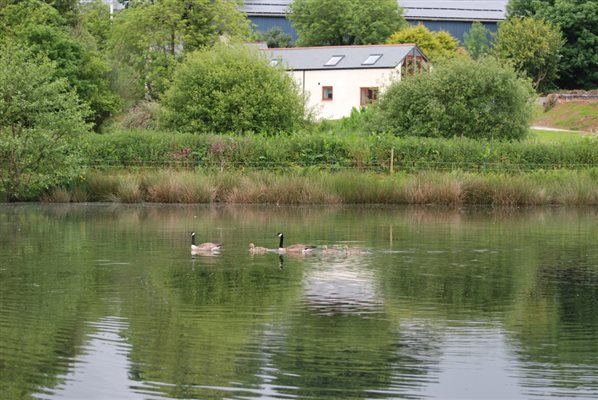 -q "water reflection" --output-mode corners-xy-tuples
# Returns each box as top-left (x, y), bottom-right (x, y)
(1, 204), (597, 399)
(34, 317), (164, 400)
